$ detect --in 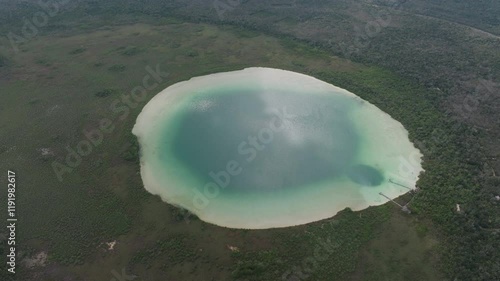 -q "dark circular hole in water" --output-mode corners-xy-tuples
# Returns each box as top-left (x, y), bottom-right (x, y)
(347, 164), (384, 186)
